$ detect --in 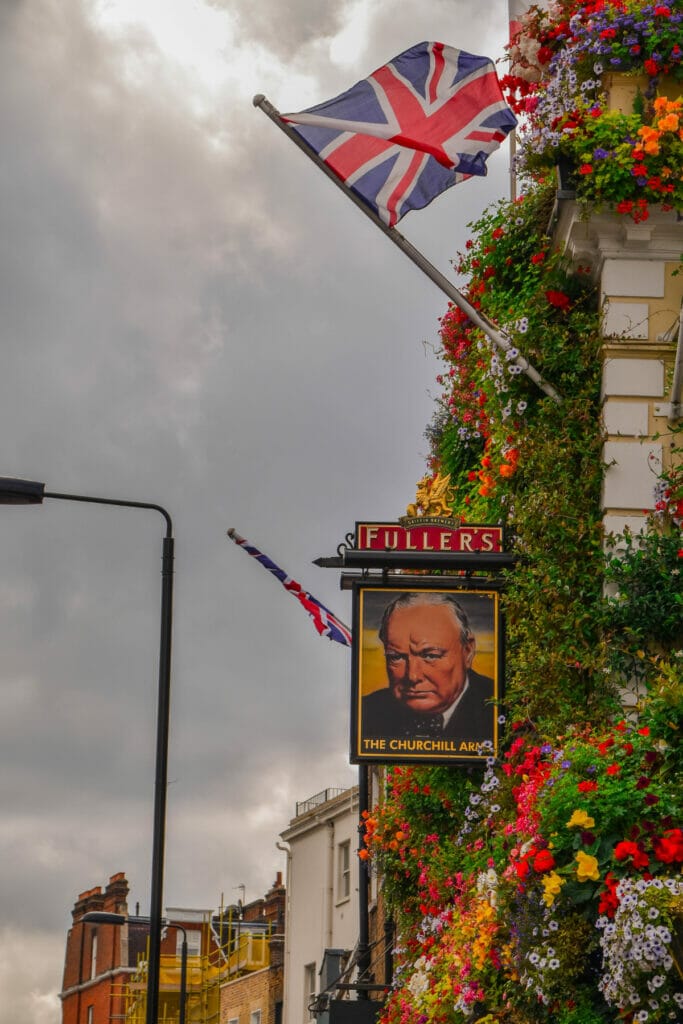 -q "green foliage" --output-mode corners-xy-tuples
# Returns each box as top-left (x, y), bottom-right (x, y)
(369, 164), (683, 1024)
(605, 528), (683, 645)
